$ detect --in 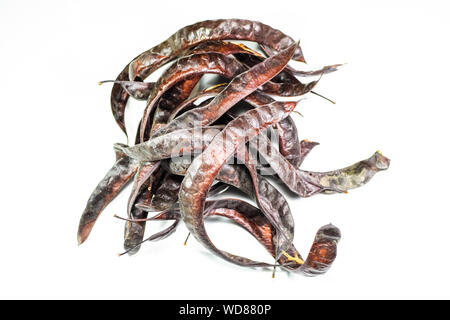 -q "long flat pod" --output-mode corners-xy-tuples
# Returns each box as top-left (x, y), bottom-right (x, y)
(170, 85), (304, 167)
(179, 102), (296, 266)
(188, 40), (265, 57)
(77, 156), (139, 245)
(115, 127), (223, 162)
(243, 91), (303, 166)
(126, 163), (160, 217)
(241, 145), (294, 258)
(111, 19), (305, 137)
(152, 43), (298, 139)
(123, 185), (151, 254)
(234, 52), (320, 97)
(139, 53), (245, 141)
(253, 135), (325, 197)
(192, 41), (340, 80)
(167, 158), (253, 196)
(129, 19), (305, 80)
(122, 162), (160, 253)
(149, 199), (340, 276)
(255, 135), (390, 195)
(211, 206), (341, 276)
(303, 151), (391, 193)
(122, 211), (182, 255)
(150, 75), (202, 136)
(274, 116), (302, 166)
(203, 200), (299, 266)
(205, 201), (341, 276)
(261, 79), (318, 97)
